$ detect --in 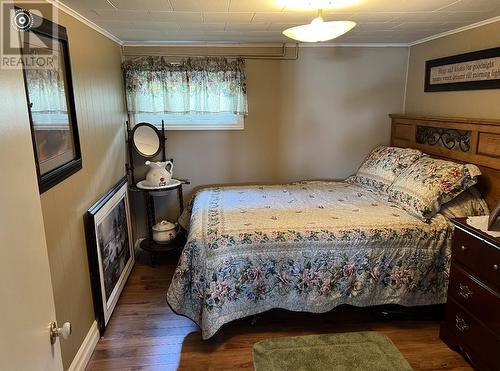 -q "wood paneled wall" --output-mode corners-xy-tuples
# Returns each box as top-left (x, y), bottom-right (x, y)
(35, 11), (126, 369)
